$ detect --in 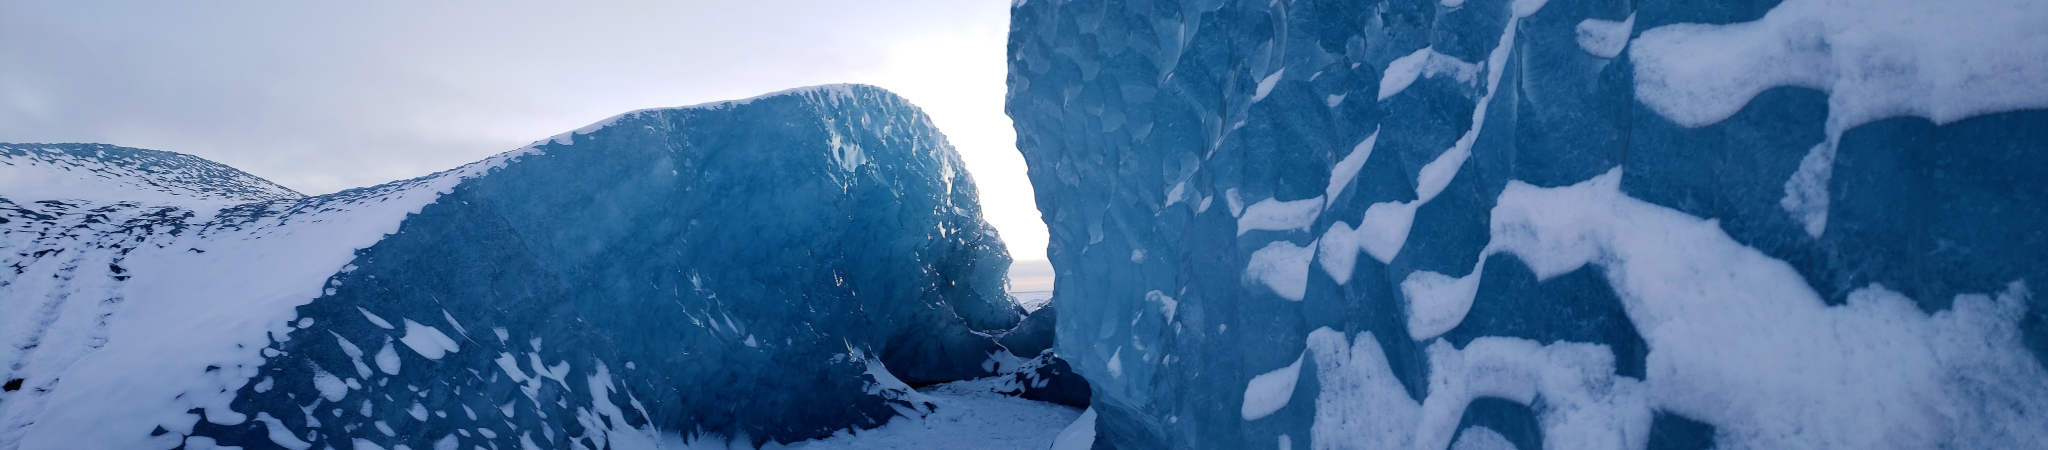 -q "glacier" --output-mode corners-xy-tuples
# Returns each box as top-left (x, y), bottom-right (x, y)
(1006, 0), (2048, 449)
(0, 85), (1062, 449)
